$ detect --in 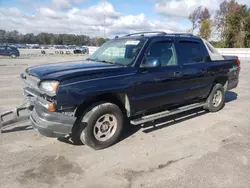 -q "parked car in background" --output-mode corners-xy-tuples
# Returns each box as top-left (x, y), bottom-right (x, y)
(82, 46), (89, 54)
(0, 46), (20, 58)
(73, 47), (89, 54)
